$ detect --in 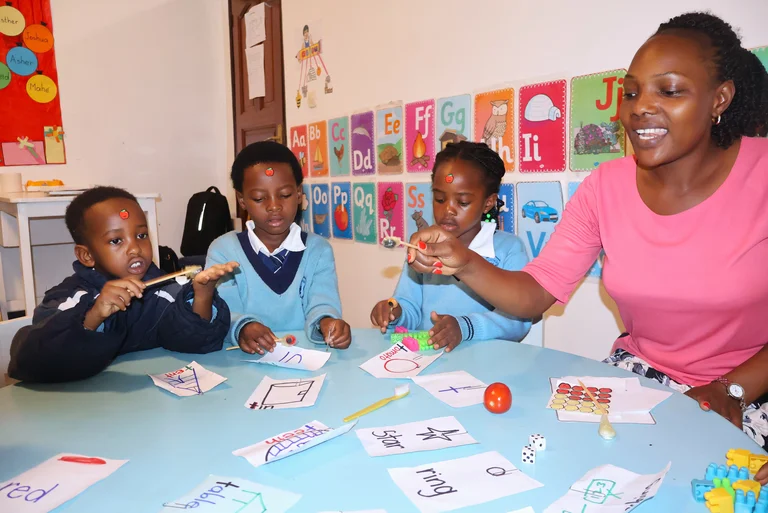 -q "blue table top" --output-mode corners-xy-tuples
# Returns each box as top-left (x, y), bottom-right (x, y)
(1, 329), (764, 512)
